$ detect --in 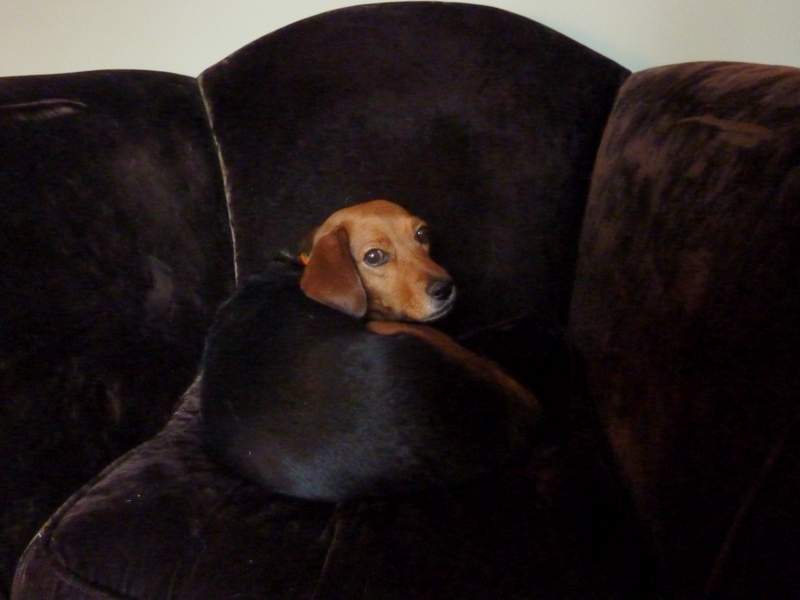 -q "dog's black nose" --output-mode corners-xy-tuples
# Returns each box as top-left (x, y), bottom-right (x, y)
(427, 278), (455, 302)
